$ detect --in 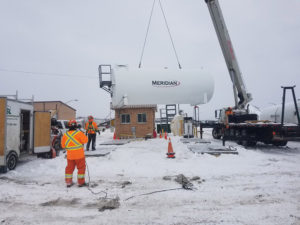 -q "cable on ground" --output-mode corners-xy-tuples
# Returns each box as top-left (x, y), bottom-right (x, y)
(85, 160), (110, 199)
